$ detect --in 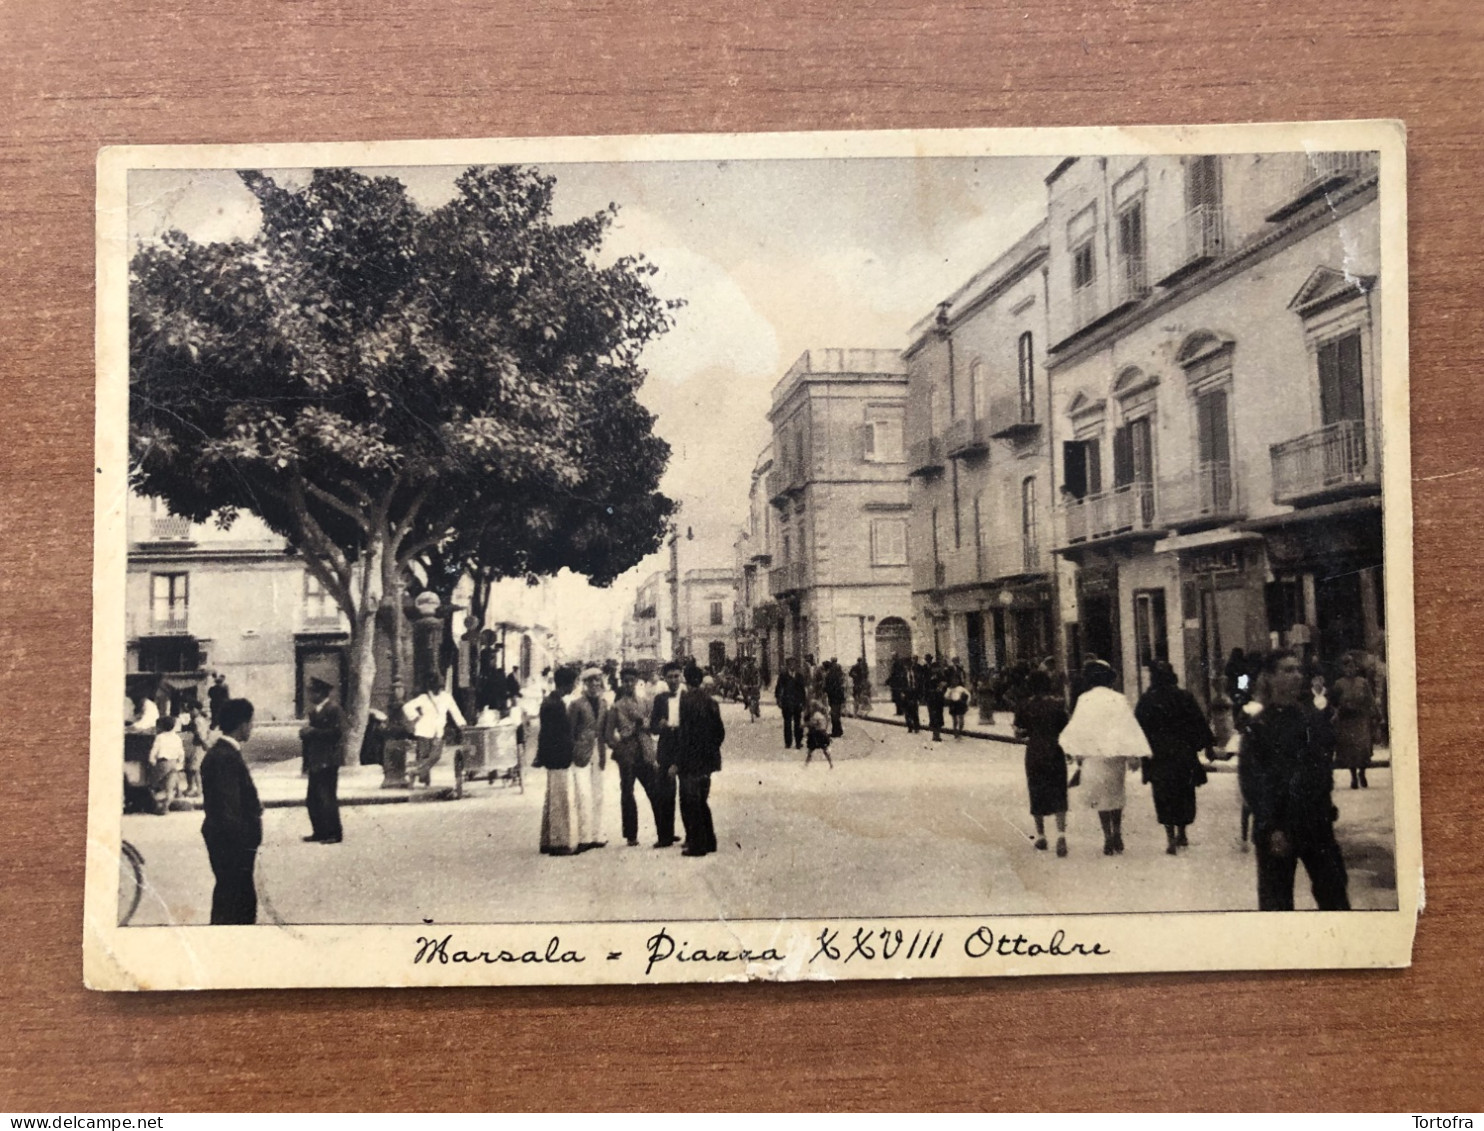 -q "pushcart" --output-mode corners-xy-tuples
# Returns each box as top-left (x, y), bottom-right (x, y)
(453, 720), (523, 799)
